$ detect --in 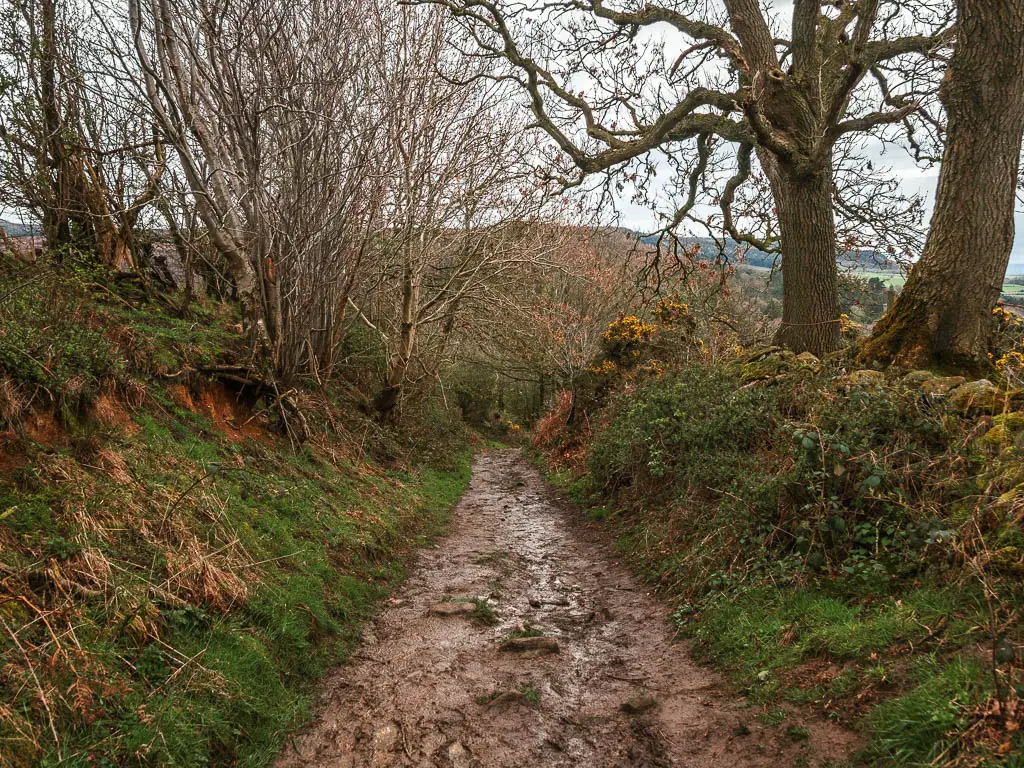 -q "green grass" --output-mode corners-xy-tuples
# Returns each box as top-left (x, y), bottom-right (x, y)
(853, 268), (1024, 301)
(467, 597), (499, 625)
(1000, 283), (1024, 297)
(475, 685), (541, 707)
(845, 265), (1024, 295)
(0, 383), (472, 768)
(866, 656), (987, 766)
(501, 624), (544, 642)
(826, 262), (1023, 296)
(445, 595), (499, 625)
(850, 267), (906, 288)
(683, 585), (978, 685)
(518, 685), (541, 704)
